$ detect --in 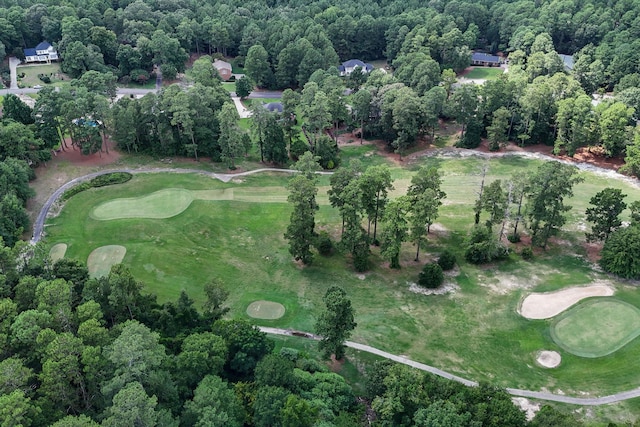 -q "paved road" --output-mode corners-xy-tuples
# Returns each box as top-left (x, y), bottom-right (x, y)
(260, 327), (640, 406)
(229, 91), (283, 99)
(31, 165), (640, 405)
